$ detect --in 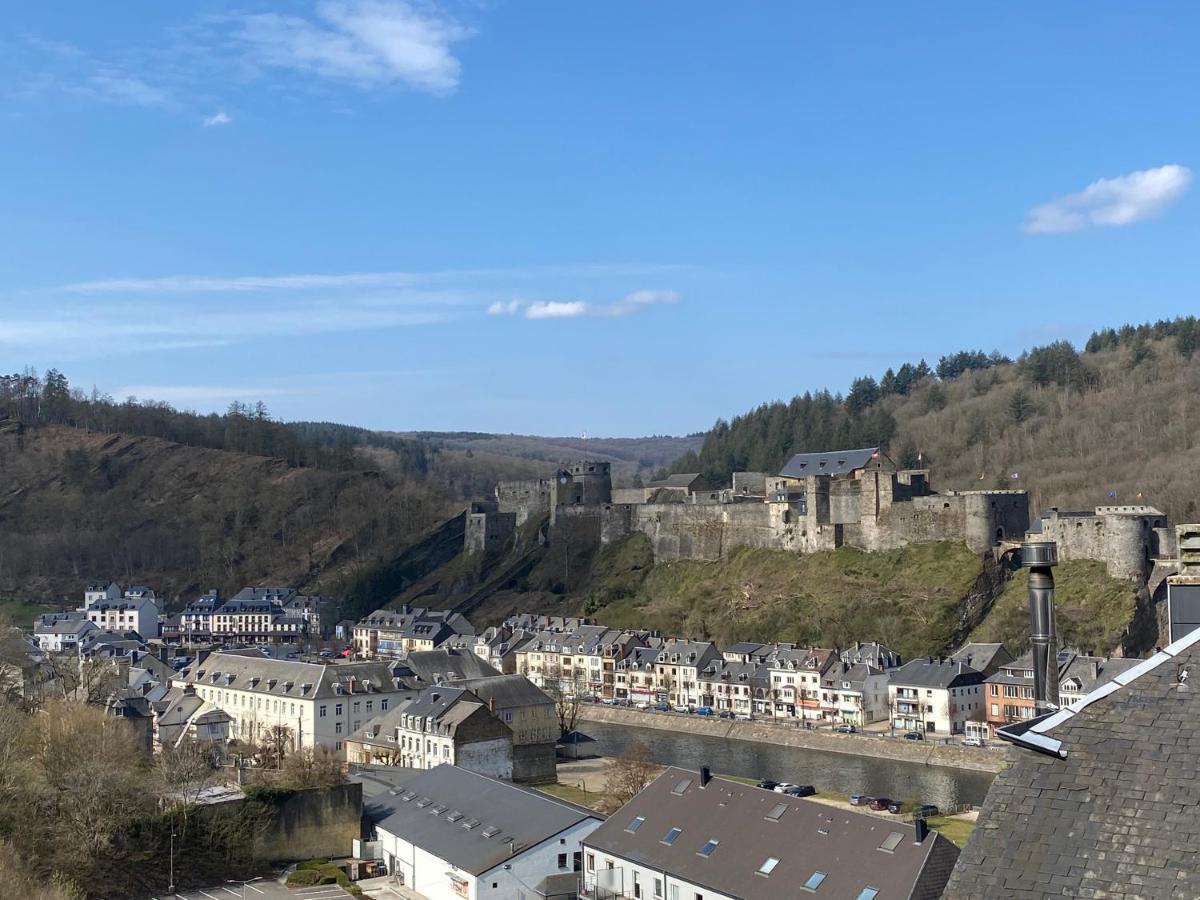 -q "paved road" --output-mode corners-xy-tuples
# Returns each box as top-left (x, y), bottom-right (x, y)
(148, 882), (348, 900)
